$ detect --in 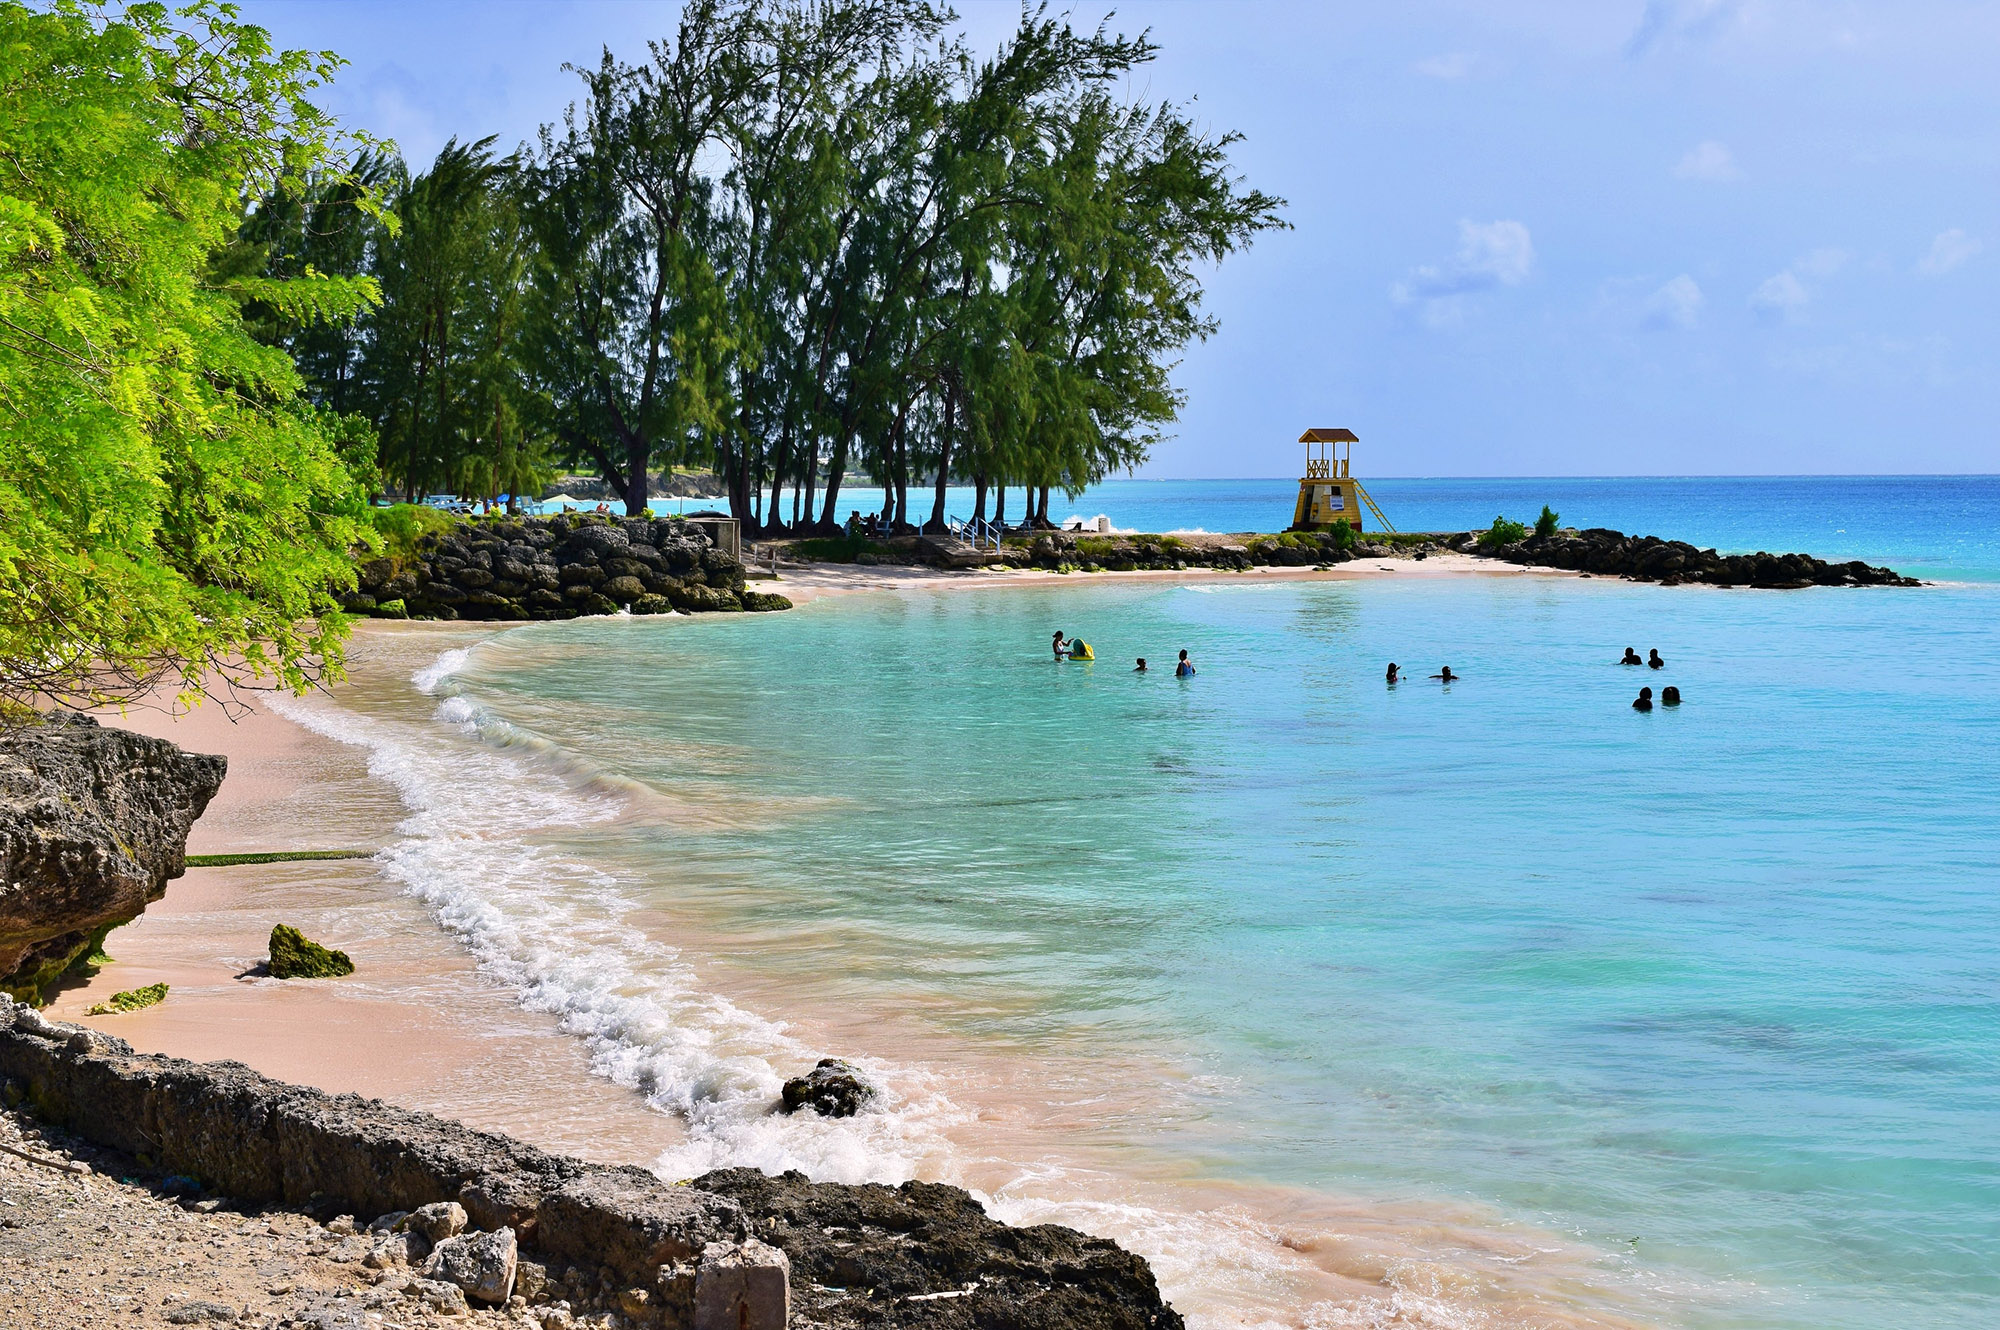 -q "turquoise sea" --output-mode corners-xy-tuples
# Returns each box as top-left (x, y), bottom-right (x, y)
(297, 476), (1999, 1330)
